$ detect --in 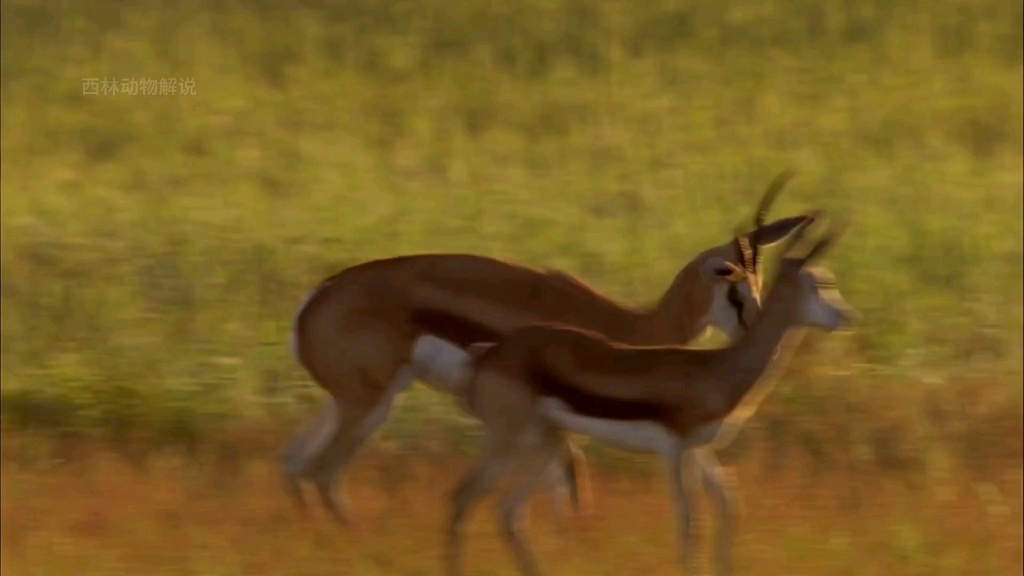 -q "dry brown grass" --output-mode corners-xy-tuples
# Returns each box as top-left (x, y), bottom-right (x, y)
(3, 441), (1021, 576)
